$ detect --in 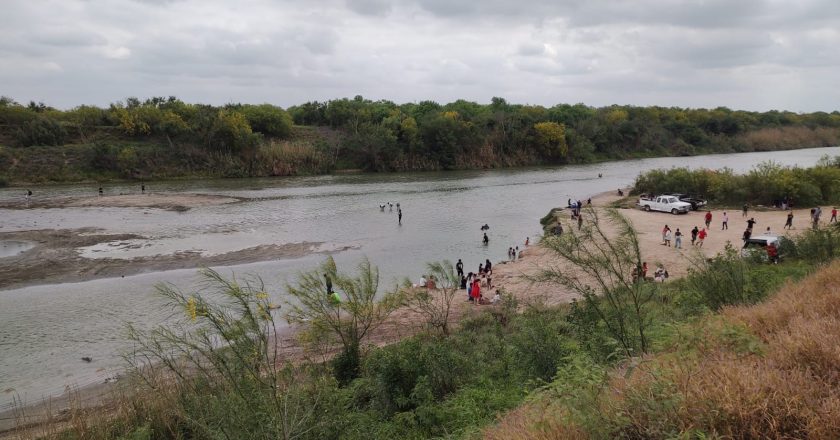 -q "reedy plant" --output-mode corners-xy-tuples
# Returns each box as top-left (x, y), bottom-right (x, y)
(535, 207), (657, 357)
(126, 268), (326, 439)
(285, 256), (401, 383)
(400, 260), (460, 336)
